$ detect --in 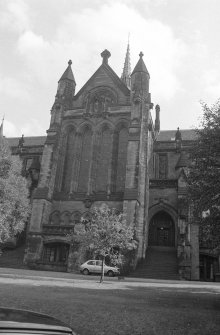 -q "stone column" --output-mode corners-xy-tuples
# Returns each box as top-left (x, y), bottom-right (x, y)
(135, 102), (150, 259)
